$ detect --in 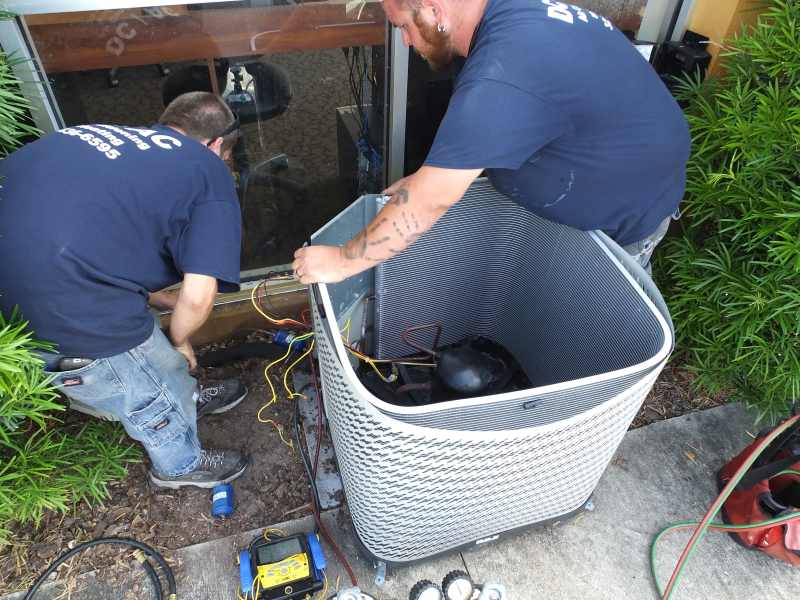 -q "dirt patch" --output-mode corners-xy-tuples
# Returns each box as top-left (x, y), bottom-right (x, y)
(632, 355), (726, 429)
(0, 344), (723, 596)
(0, 330), (316, 596)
